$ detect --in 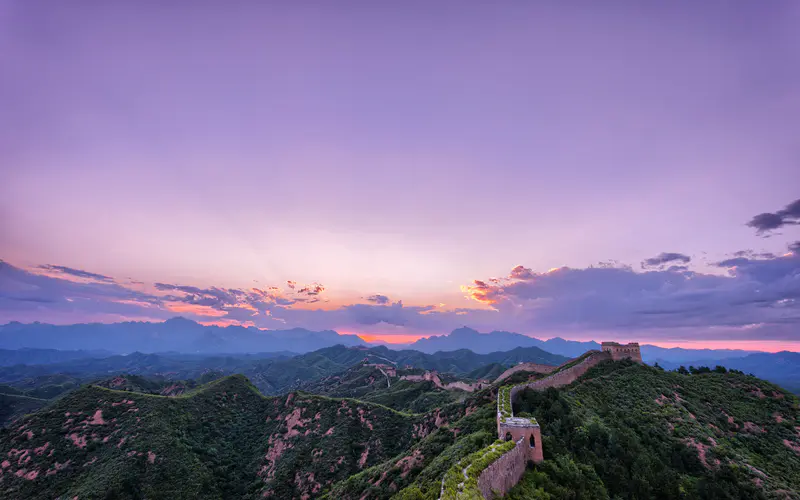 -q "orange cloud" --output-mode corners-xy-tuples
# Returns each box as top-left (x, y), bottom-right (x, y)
(461, 280), (498, 305)
(165, 303), (227, 317)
